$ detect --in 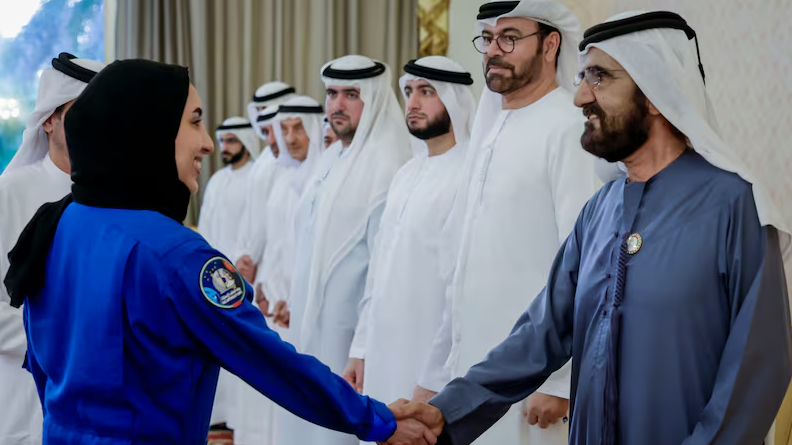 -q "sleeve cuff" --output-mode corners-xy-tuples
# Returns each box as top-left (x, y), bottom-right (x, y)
(534, 382), (569, 399)
(349, 346), (365, 360)
(429, 378), (492, 424)
(362, 398), (397, 442)
(417, 364), (452, 394)
(535, 361), (571, 399)
(348, 322), (367, 359)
